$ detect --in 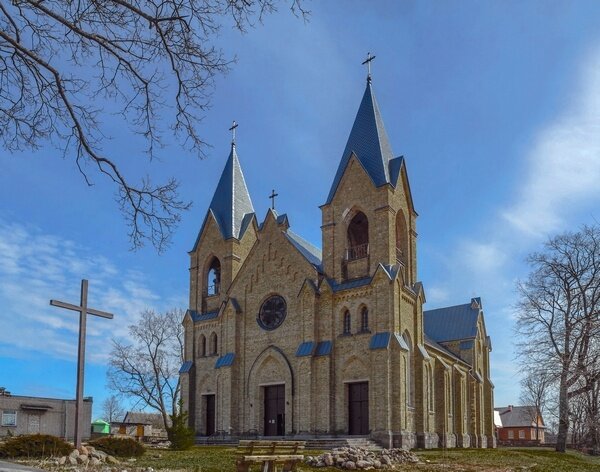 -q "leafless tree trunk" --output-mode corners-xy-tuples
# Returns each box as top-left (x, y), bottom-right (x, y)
(515, 225), (600, 453)
(101, 395), (125, 423)
(0, 1), (306, 251)
(107, 309), (185, 429)
(520, 370), (552, 442)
